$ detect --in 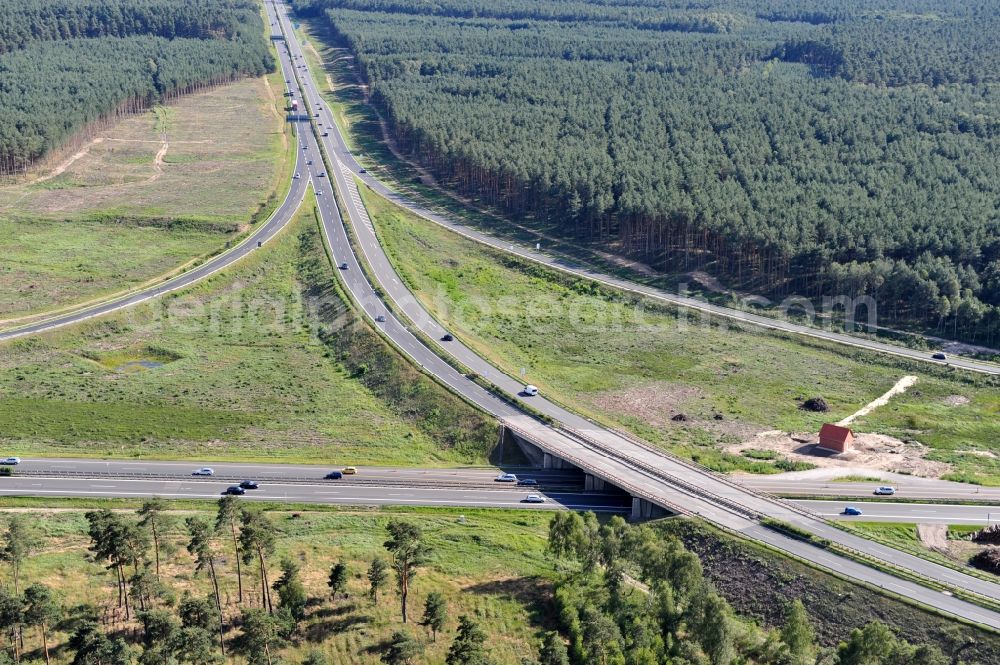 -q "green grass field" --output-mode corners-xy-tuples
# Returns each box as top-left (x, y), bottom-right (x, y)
(7, 504), (553, 665)
(0, 72), (293, 321)
(0, 201), (496, 466)
(361, 185), (1000, 481)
